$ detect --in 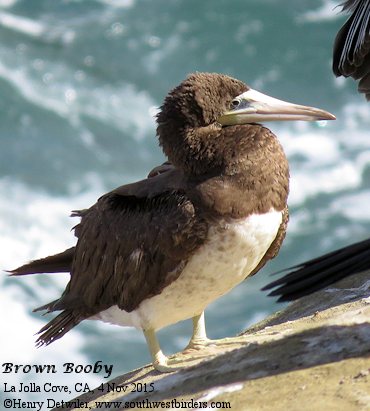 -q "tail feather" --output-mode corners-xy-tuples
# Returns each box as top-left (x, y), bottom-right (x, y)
(35, 310), (82, 347)
(33, 299), (60, 313)
(9, 247), (74, 276)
